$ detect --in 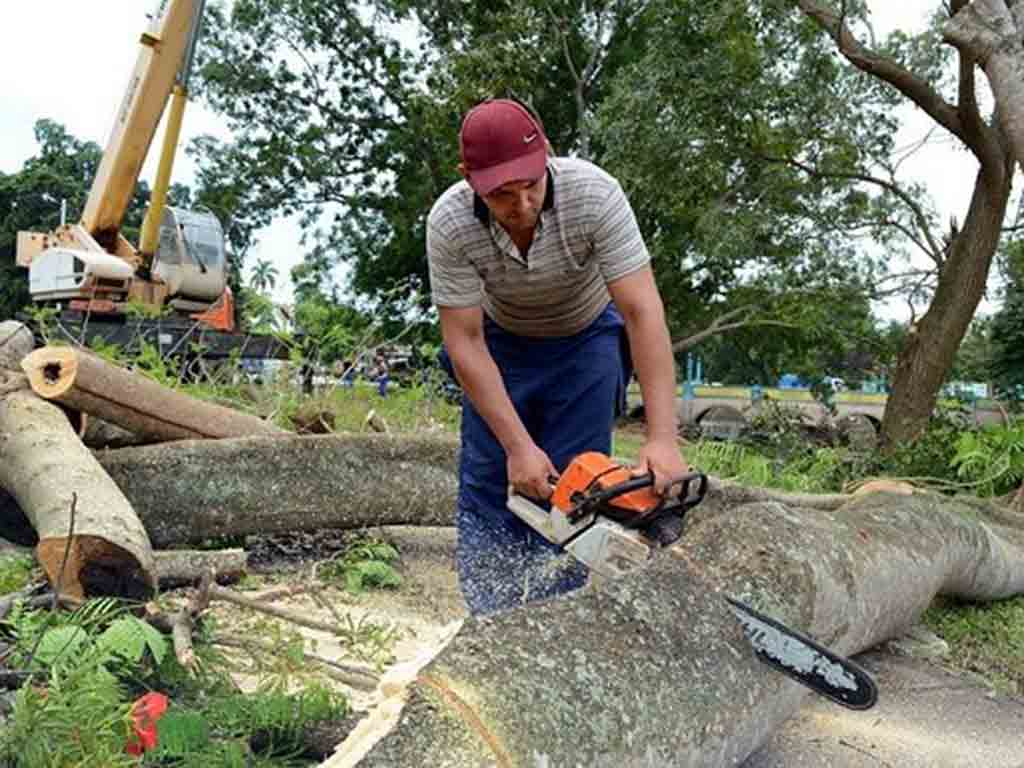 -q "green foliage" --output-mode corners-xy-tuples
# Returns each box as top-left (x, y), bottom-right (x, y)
(951, 422), (1024, 498)
(684, 440), (851, 494)
(0, 599), (141, 767)
(2, 656), (135, 768)
(250, 258), (280, 294)
(98, 616), (170, 667)
(880, 405), (967, 485)
(0, 594), (351, 767)
(0, 554), (35, 594)
(990, 244), (1024, 395)
(320, 537), (402, 594)
(679, 402), (988, 496)
(22, 305), (58, 345)
(951, 315), (995, 385)
(145, 709), (215, 762)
